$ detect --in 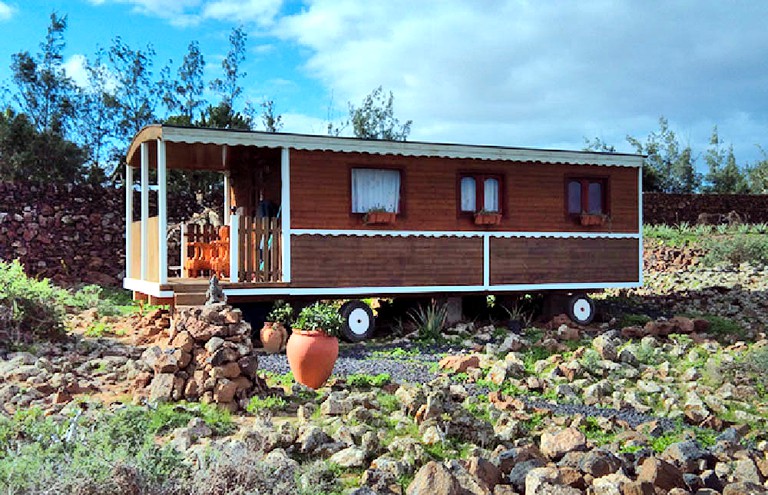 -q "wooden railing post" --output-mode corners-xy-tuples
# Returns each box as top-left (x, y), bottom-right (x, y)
(180, 223), (187, 278)
(229, 214), (239, 283)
